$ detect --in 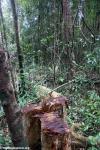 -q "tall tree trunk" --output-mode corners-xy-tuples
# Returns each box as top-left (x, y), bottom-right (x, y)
(0, 49), (28, 147)
(0, 0), (7, 49)
(10, 0), (25, 94)
(95, 0), (100, 35)
(52, 0), (56, 88)
(62, 0), (72, 42)
(62, 0), (73, 79)
(0, 0), (17, 98)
